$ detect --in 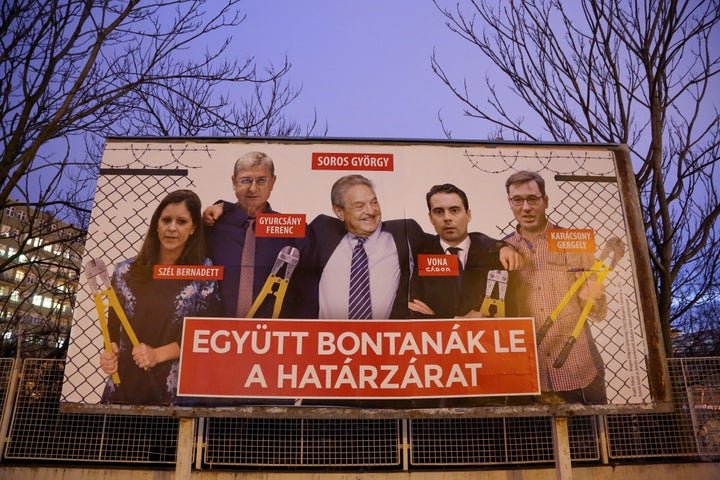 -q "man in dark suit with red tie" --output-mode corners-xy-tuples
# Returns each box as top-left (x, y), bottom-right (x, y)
(204, 151), (294, 318)
(409, 183), (520, 318)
